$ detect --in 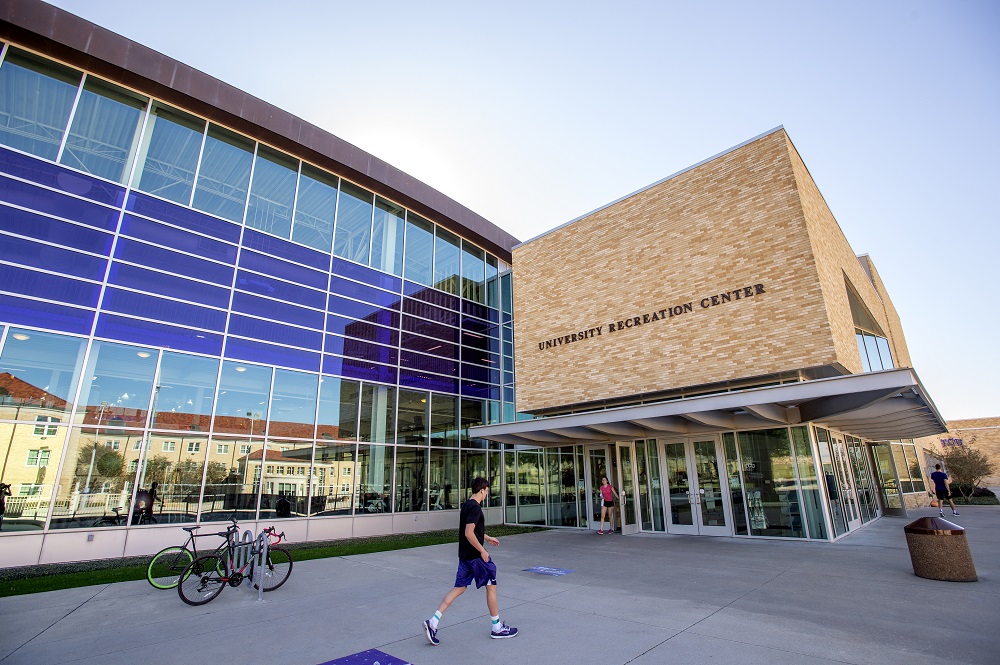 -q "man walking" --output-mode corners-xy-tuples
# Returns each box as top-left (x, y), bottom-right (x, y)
(930, 464), (959, 517)
(423, 477), (517, 645)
